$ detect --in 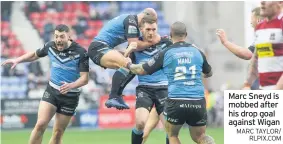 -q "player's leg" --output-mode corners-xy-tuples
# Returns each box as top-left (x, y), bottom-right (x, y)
(154, 86), (169, 144)
(49, 92), (79, 144)
(29, 87), (57, 144)
(187, 99), (215, 144)
(107, 53), (136, 109)
(88, 41), (131, 109)
(164, 121), (182, 144)
(142, 107), (160, 144)
(88, 41), (131, 69)
(49, 113), (72, 144)
(189, 126), (214, 144)
(132, 86), (154, 144)
(163, 99), (185, 144)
